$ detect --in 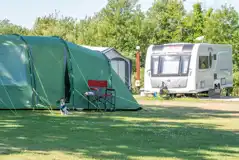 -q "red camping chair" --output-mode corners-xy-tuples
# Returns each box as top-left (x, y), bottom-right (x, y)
(85, 80), (116, 111)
